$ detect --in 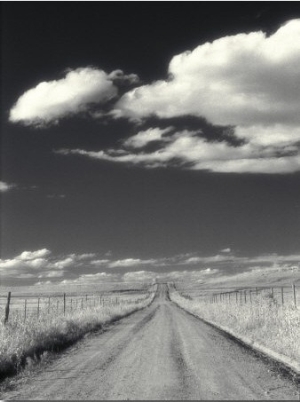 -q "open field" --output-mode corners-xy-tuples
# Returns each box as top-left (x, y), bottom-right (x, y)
(0, 283), (156, 380)
(1, 284), (299, 400)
